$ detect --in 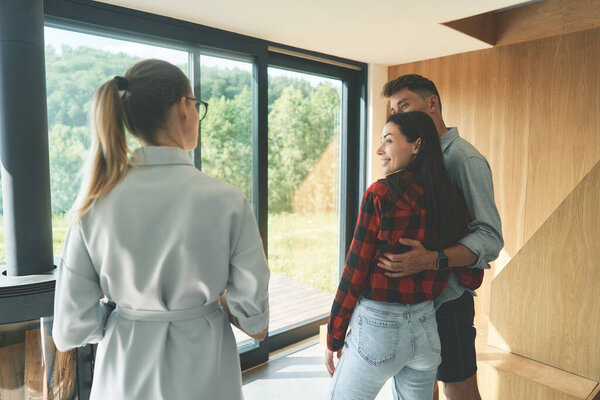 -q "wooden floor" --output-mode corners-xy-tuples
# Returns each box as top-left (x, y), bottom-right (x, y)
(234, 272), (334, 343)
(242, 337), (394, 400)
